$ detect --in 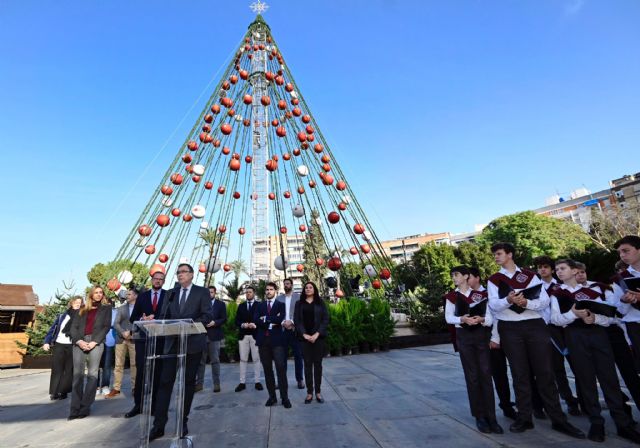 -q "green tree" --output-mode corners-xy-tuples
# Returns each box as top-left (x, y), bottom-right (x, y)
(476, 211), (593, 266)
(87, 260), (149, 297)
(197, 229), (228, 286)
(221, 275), (243, 302)
(302, 209), (328, 289)
(453, 242), (498, 281)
